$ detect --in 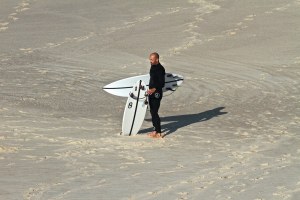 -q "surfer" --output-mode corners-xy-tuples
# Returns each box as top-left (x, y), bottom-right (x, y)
(147, 52), (165, 138)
